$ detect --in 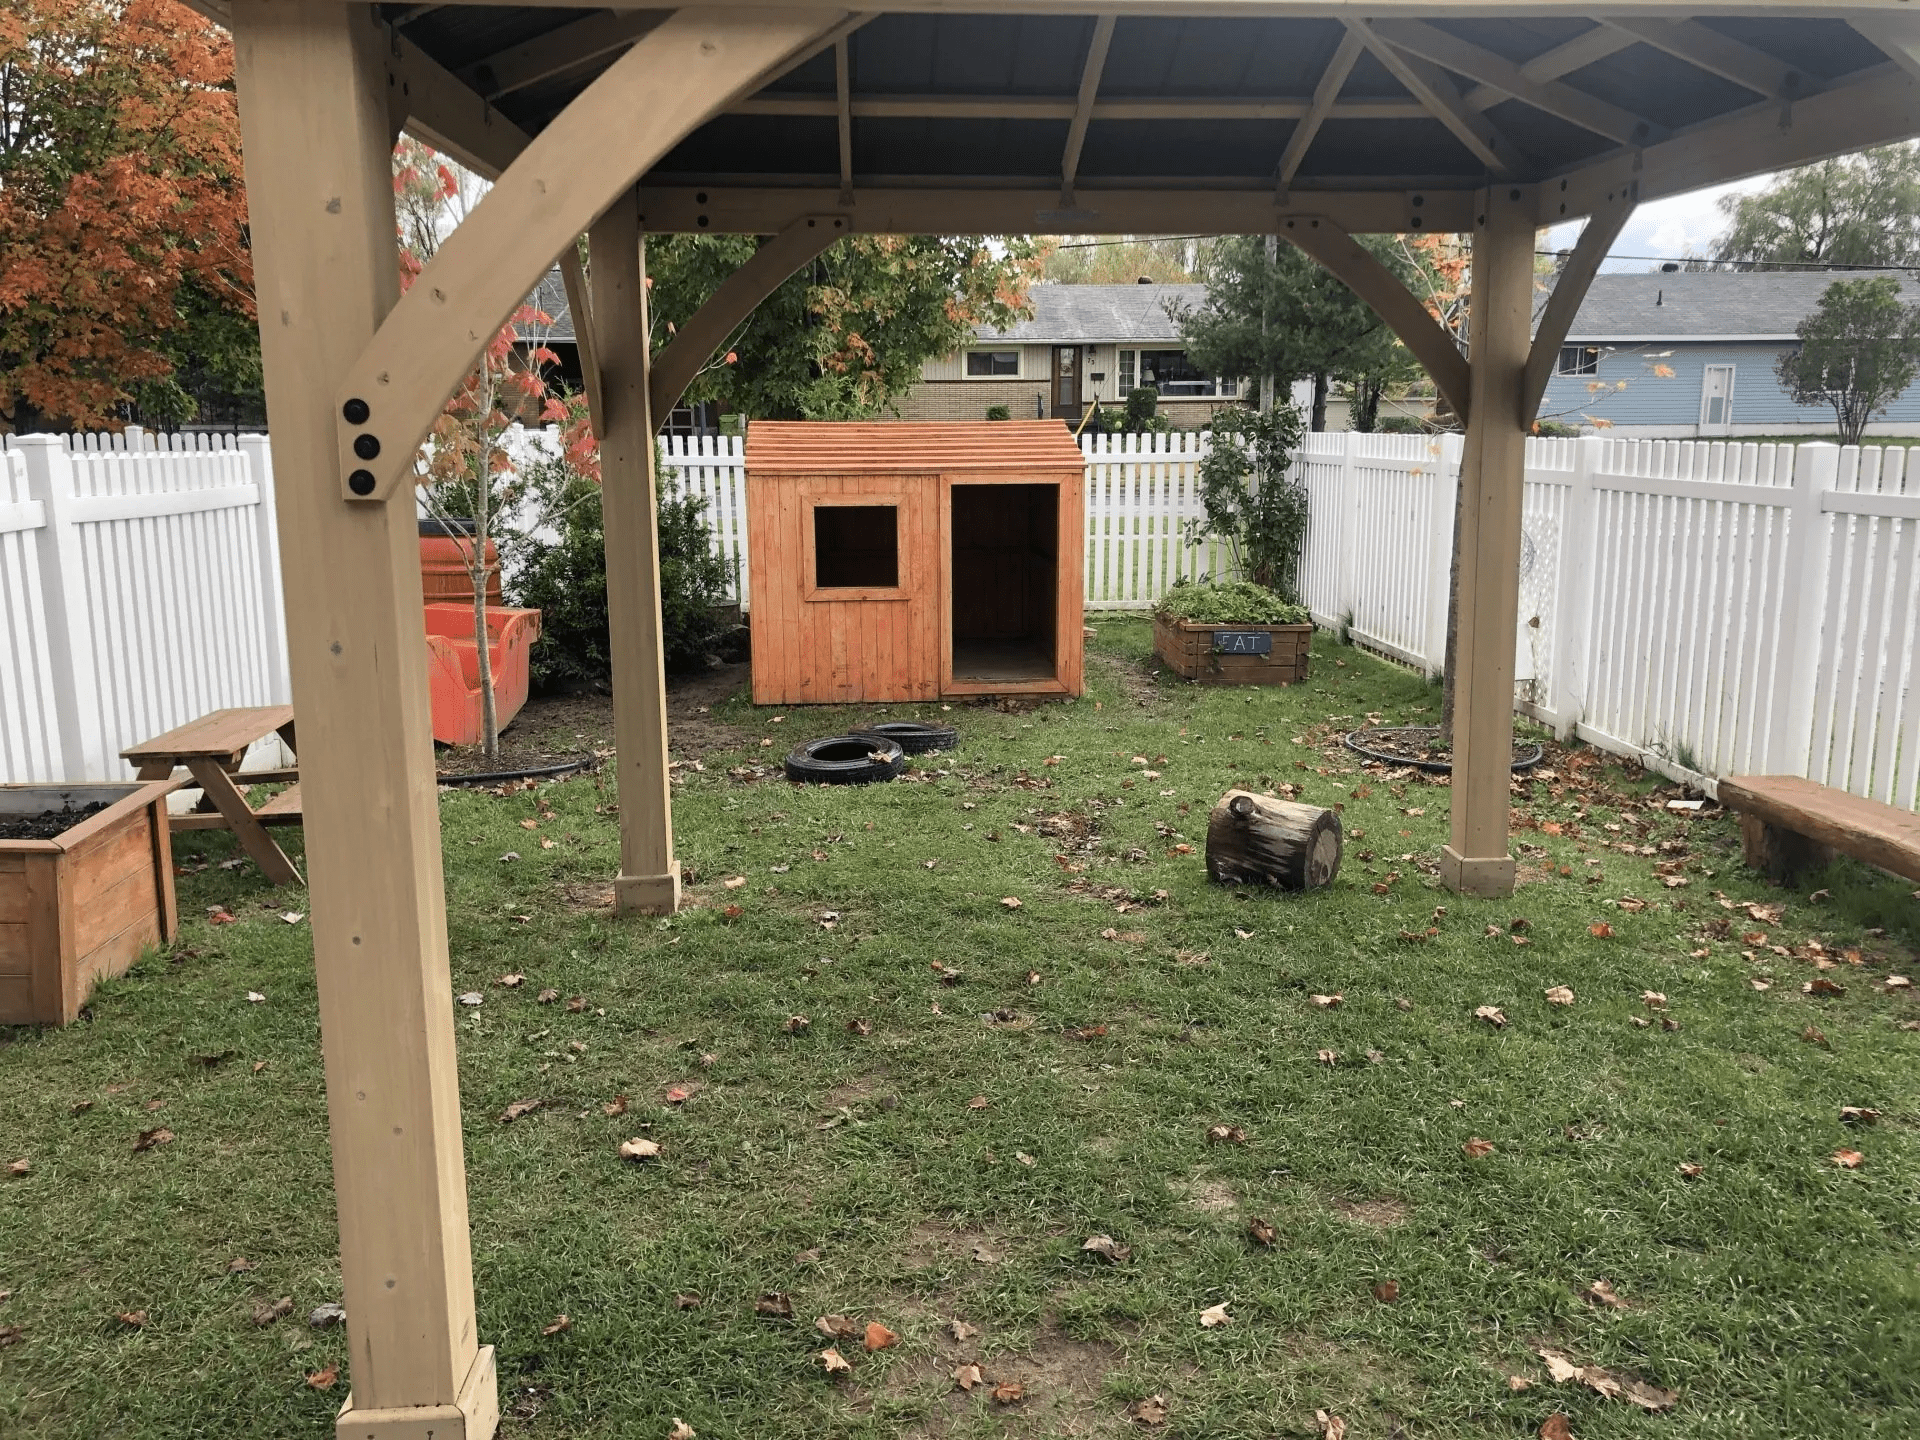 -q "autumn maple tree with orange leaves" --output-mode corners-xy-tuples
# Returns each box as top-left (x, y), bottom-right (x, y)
(0, 0), (254, 432)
